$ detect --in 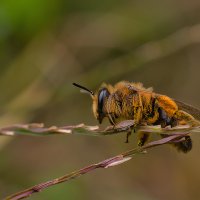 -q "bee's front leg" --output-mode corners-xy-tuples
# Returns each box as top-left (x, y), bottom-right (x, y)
(125, 131), (132, 143)
(112, 120), (135, 143)
(125, 128), (137, 143)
